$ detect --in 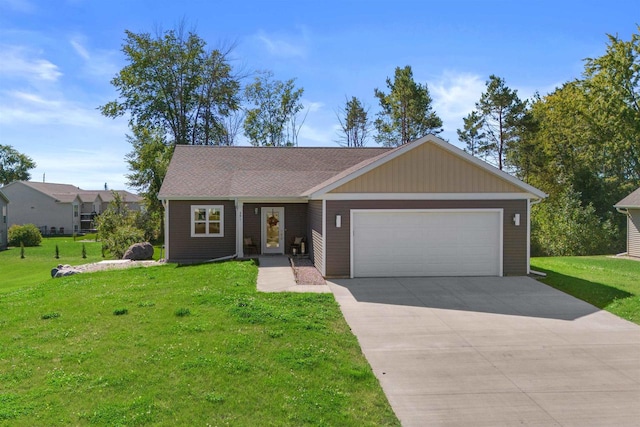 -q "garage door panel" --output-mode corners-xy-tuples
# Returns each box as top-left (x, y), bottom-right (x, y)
(353, 210), (501, 277)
